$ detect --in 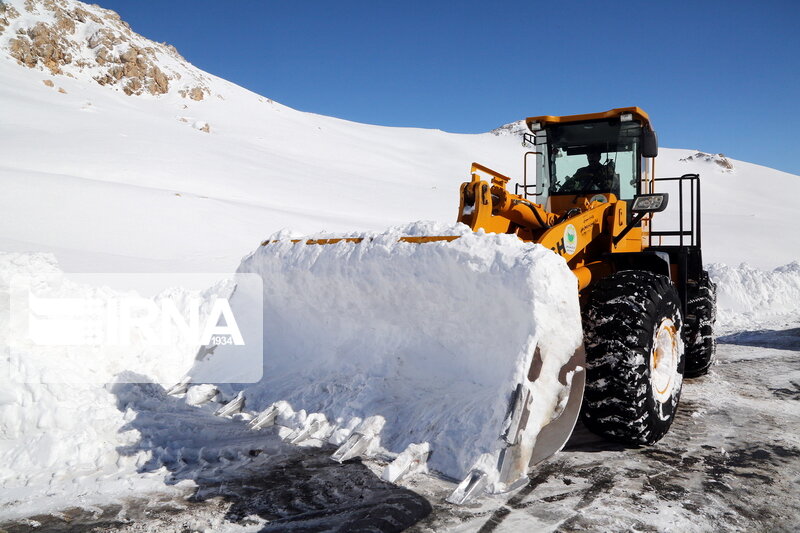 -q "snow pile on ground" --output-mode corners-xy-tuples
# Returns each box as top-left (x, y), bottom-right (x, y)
(0, 252), (246, 519)
(0, 253), (176, 518)
(709, 261), (800, 332)
(194, 222), (583, 481)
